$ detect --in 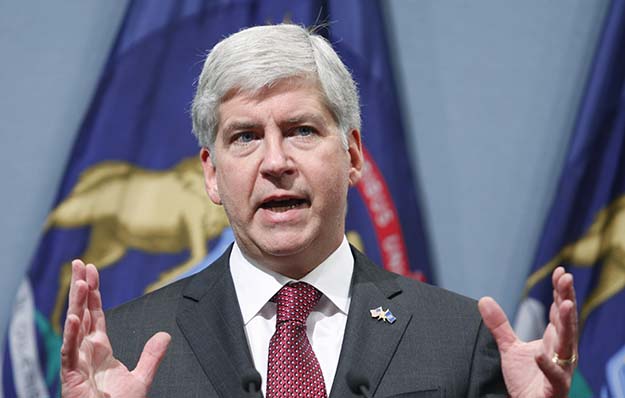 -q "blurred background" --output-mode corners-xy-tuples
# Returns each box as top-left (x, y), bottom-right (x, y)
(0, 1), (619, 397)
